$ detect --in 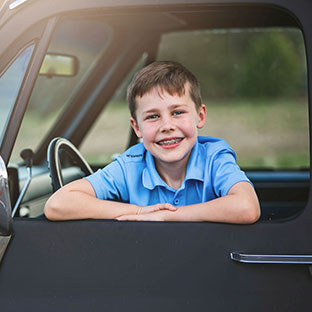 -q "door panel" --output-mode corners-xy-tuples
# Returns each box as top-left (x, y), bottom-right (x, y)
(0, 216), (311, 311)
